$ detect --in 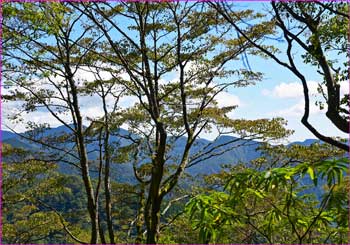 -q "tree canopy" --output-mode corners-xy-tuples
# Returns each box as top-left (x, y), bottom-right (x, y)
(2, 1), (348, 244)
